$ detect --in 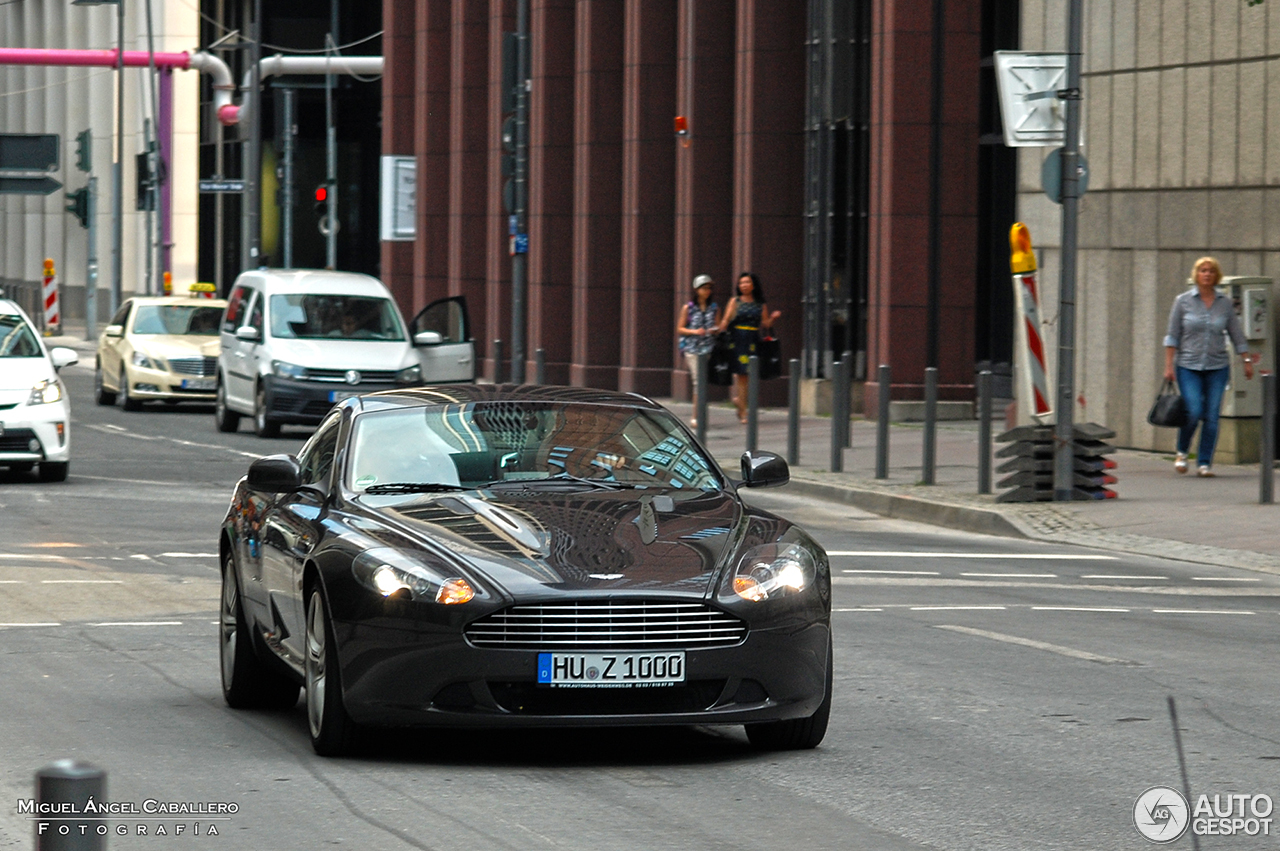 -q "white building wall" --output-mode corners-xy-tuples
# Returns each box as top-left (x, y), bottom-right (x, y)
(0, 0), (200, 324)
